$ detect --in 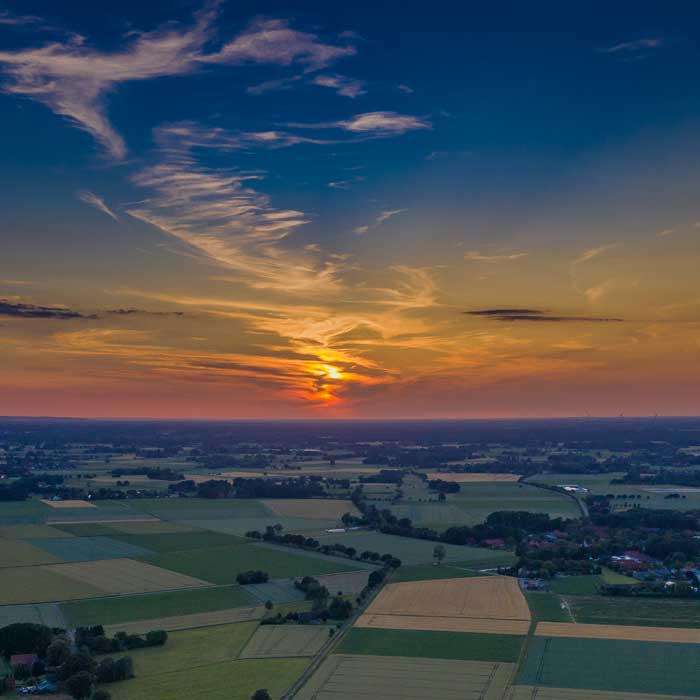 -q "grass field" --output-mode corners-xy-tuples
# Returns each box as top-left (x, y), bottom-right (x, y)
(127, 498), (270, 521)
(243, 579), (307, 604)
(550, 568), (637, 596)
(0, 537), (62, 567)
(449, 483), (581, 524)
(104, 606), (264, 635)
(424, 472), (521, 482)
(51, 558), (209, 594)
(517, 636), (700, 697)
(527, 472), (700, 512)
(315, 531), (514, 567)
(240, 625), (330, 658)
(0, 500), (50, 525)
(62, 585), (258, 626)
(107, 656), (307, 700)
(337, 628), (523, 662)
(184, 516), (339, 536)
(387, 503), (473, 527)
(261, 499), (359, 519)
(106, 521), (199, 534)
(107, 531), (244, 553)
(0, 602), (65, 627)
(510, 687), (695, 700)
(0, 566), (103, 604)
(27, 536), (153, 562)
(567, 595), (700, 628)
(315, 571), (370, 596)
(390, 564), (482, 583)
(297, 654), (514, 700)
(114, 621), (257, 676)
(525, 593), (571, 622)
(143, 543), (360, 584)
